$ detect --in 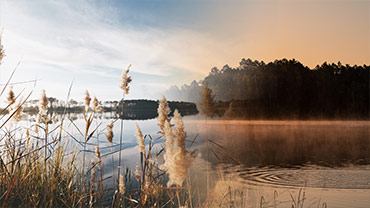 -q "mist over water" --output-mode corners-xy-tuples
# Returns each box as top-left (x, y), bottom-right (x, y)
(187, 120), (370, 167)
(7, 113), (369, 207)
(183, 119), (370, 208)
